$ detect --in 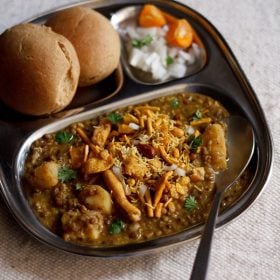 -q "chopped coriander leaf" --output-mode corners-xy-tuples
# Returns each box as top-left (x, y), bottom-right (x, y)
(166, 55), (174, 66)
(170, 97), (180, 109)
(109, 220), (125, 235)
(55, 131), (74, 144)
(58, 167), (77, 182)
(184, 195), (198, 211)
(192, 110), (202, 121)
(188, 135), (202, 152)
(107, 112), (123, 124)
(131, 35), (153, 48)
